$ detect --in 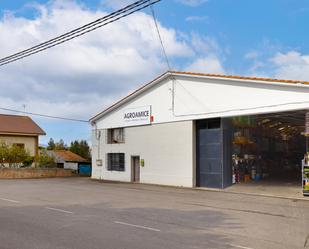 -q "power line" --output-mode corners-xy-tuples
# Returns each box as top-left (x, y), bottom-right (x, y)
(149, 5), (178, 114)
(0, 0), (147, 64)
(0, 107), (88, 123)
(172, 97), (309, 118)
(0, 0), (161, 67)
(0, 0), (146, 64)
(150, 5), (171, 71)
(0, 1), (163, 123)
